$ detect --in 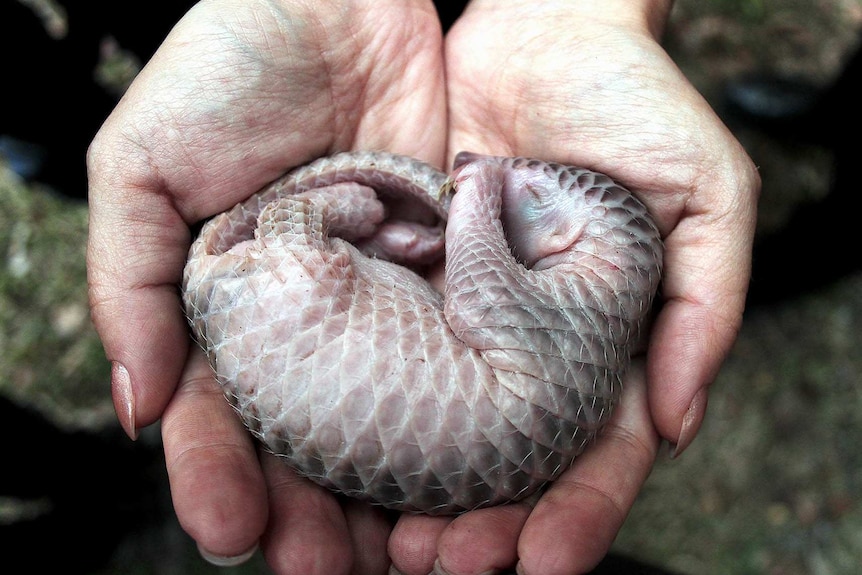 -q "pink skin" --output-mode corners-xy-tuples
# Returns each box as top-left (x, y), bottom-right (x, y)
(225, 180), (446, 266)
(452, 152), (594, 271)
(355, 220), (445, 267)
